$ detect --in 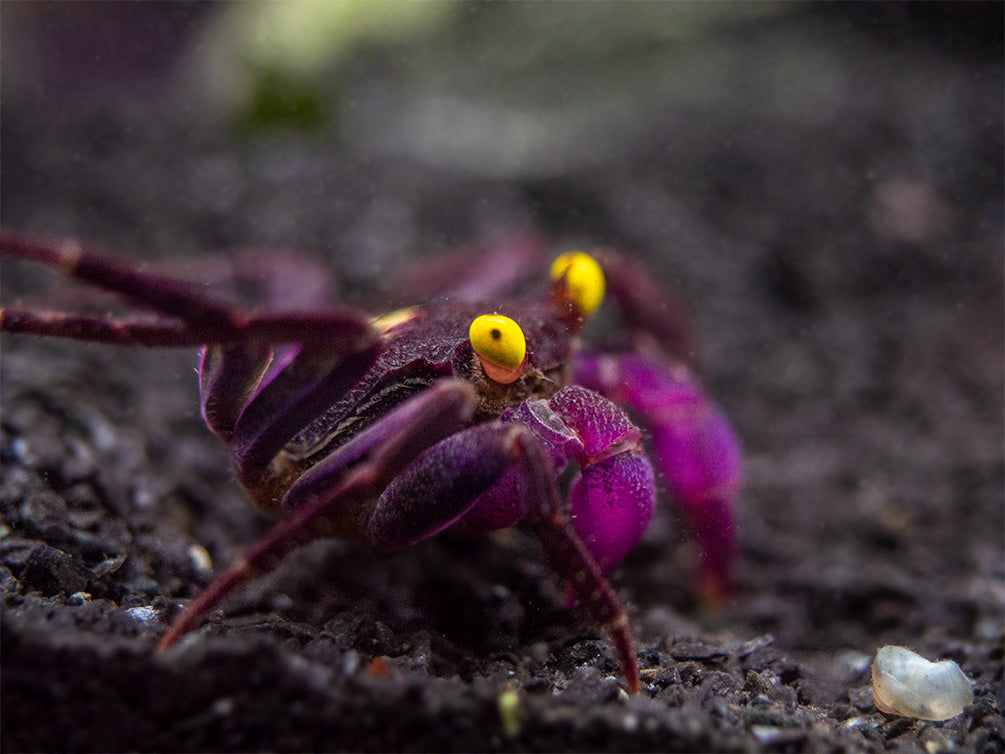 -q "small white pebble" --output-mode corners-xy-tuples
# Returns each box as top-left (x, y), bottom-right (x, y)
(750, 726), (786, 744)
(871, 645), (973, 721)
(188, 544), (213, 574)
(10, 438), (29, 461)
(125, 606), (159, 624)
(528, 641), (550, 664)
(132, 485), (156, 509)
(342, 650), (360, 676)
(836, 648), (872, 674)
